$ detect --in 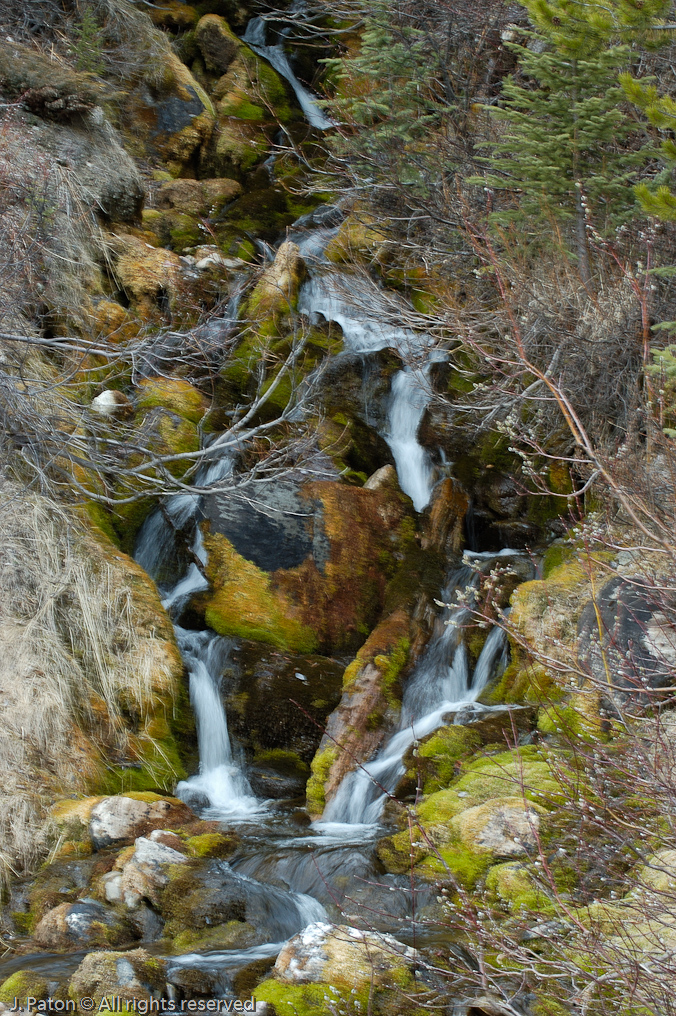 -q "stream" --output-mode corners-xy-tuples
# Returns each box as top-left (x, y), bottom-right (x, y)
(121, 205), (519, 990)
